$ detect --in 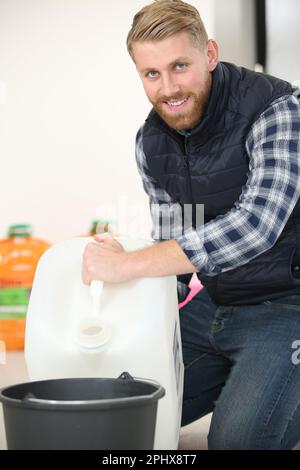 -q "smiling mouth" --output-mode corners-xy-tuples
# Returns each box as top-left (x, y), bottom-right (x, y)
(163, 96), (190, 111)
